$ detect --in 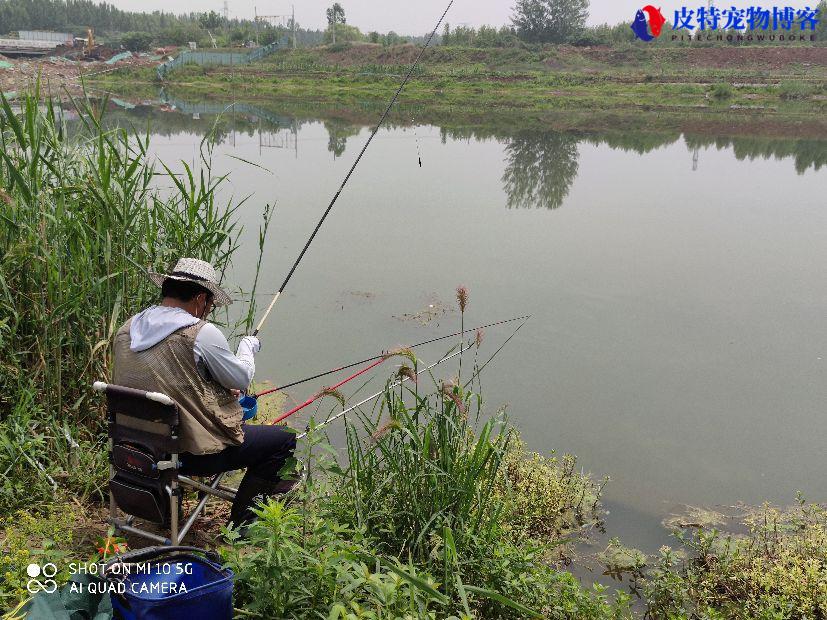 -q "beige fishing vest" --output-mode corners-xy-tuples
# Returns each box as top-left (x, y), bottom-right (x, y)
(112, 319), (244, 455)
